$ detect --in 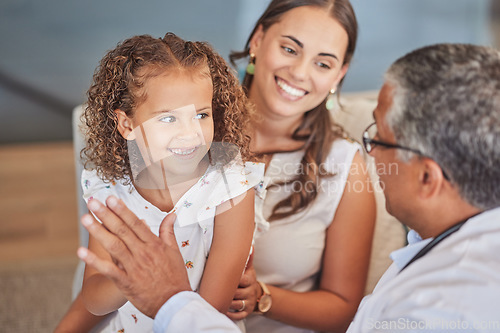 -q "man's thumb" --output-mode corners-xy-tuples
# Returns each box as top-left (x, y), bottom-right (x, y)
(159, 213), (177, 247)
